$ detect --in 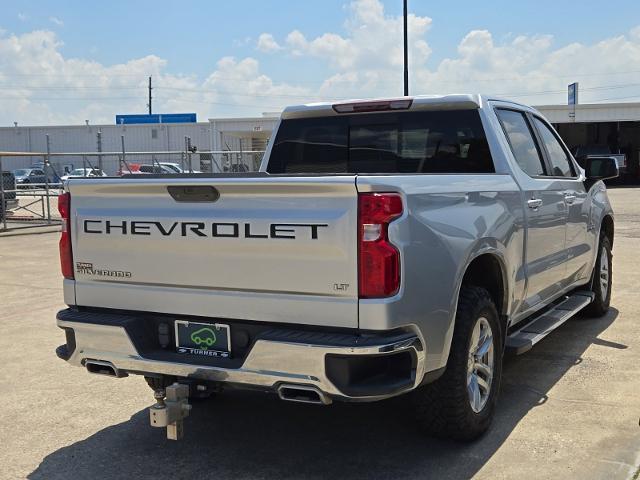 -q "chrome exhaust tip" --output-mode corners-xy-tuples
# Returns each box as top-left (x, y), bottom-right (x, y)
(277, 384), (332, 405)
(84, 360), (127, 378)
